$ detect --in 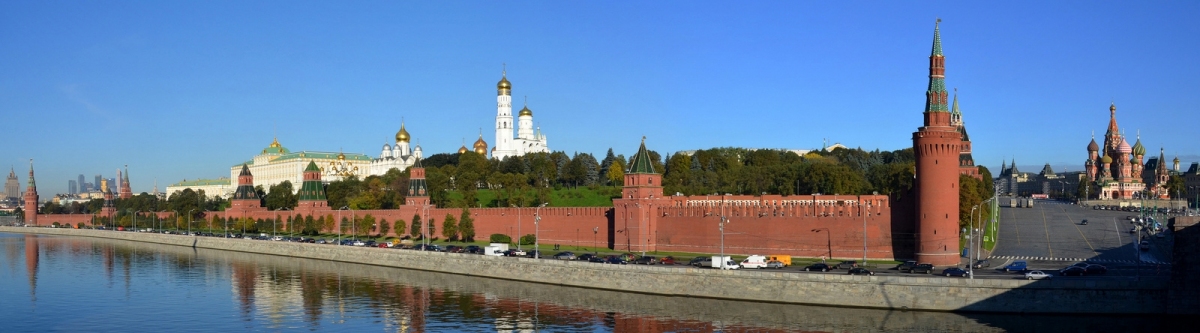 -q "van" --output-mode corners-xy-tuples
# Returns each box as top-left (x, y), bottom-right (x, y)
(767, 255), (792, 267)
(710, 256), (739, 270)
(739, 255), (768, 269)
